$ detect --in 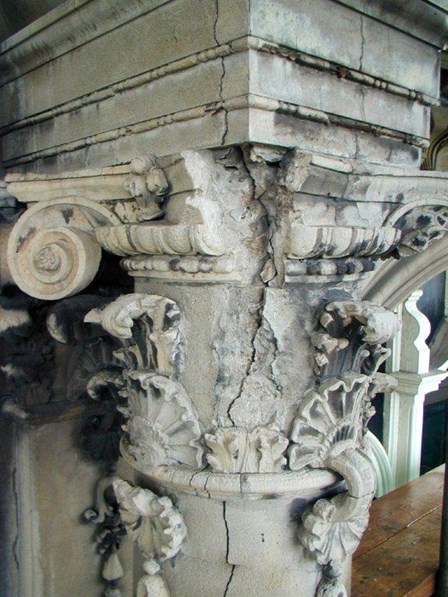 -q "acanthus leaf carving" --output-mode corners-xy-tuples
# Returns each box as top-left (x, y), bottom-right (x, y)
(205, 424), (288, 473)
(290, 374), (376, 597)
(311, 300), (400, 379)
(85, 293), (204, 471)
(293, 298), (400, 596)
(85, 293), (183, 376)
